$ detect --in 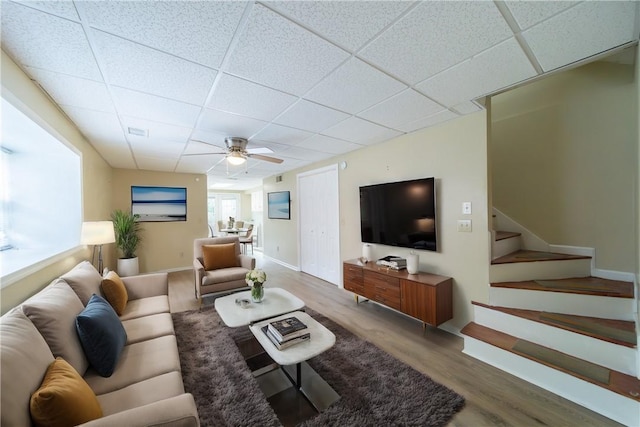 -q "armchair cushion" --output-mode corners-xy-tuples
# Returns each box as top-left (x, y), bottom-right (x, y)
(101, 271), (128, 316)
(30, 357), (103, 427)
(202, 243), (239, 270)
